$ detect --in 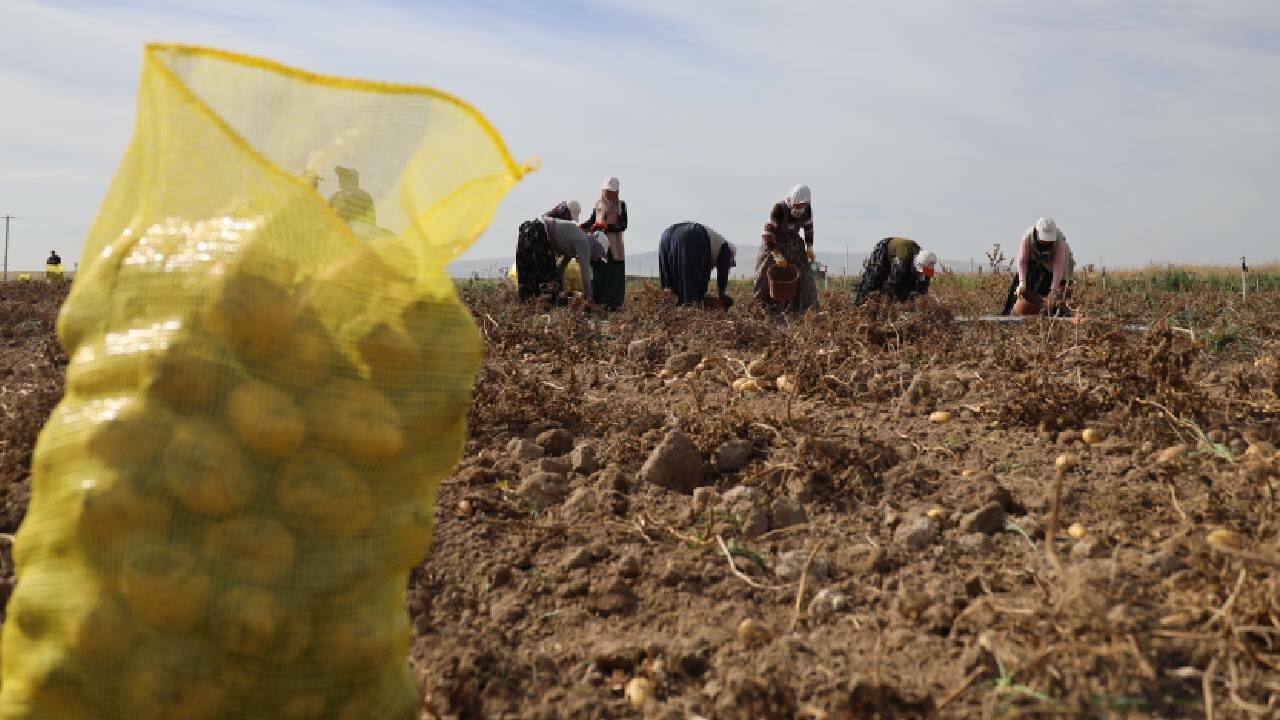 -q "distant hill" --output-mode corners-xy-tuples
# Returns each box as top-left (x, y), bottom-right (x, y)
(448, 248), (970, 278)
